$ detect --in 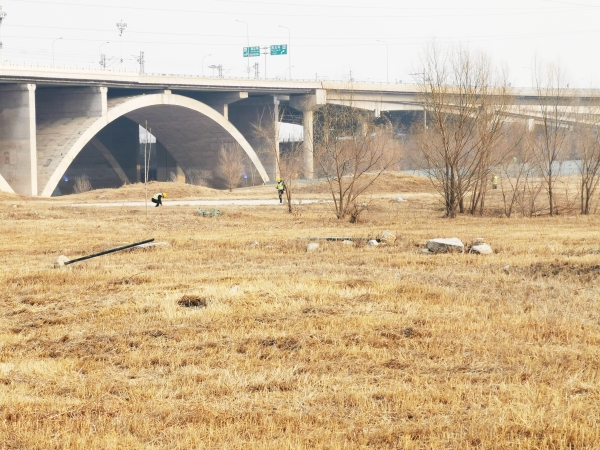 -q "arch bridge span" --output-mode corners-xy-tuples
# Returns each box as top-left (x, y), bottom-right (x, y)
(2, 67), (600, 196)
